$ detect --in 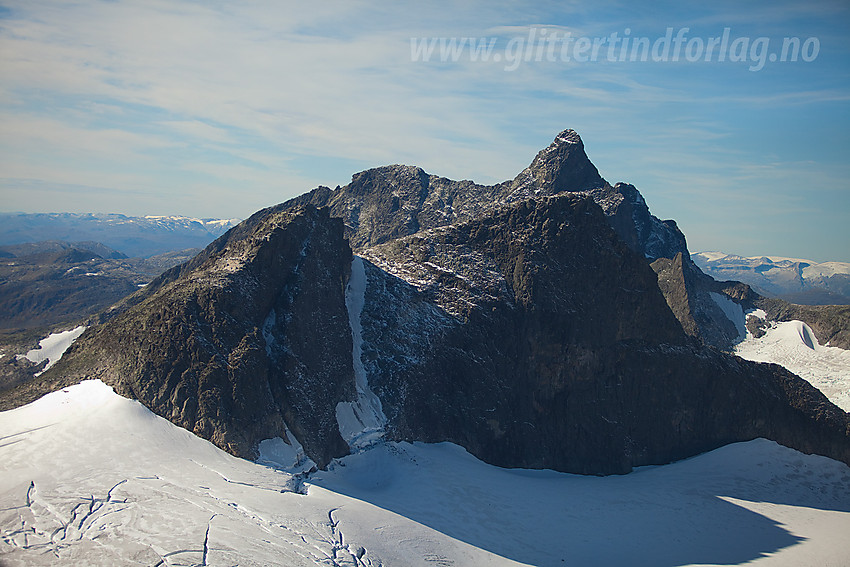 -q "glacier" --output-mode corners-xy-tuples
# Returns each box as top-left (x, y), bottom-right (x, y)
(1, 380), (849, 566)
